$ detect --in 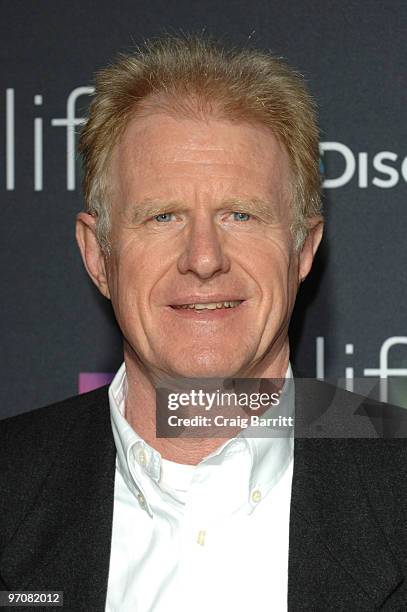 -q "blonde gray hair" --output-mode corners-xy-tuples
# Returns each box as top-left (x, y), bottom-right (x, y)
(79, 34), (322, 252)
